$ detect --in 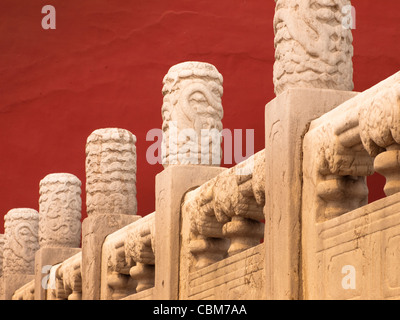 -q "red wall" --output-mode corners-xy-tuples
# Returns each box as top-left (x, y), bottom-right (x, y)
(0, 0), (399, 233)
